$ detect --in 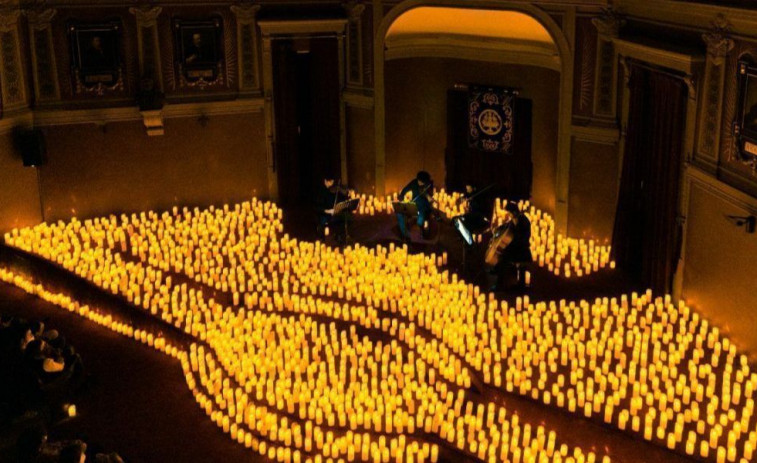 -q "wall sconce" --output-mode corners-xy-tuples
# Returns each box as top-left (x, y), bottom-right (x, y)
(727, 215), (756, 233)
